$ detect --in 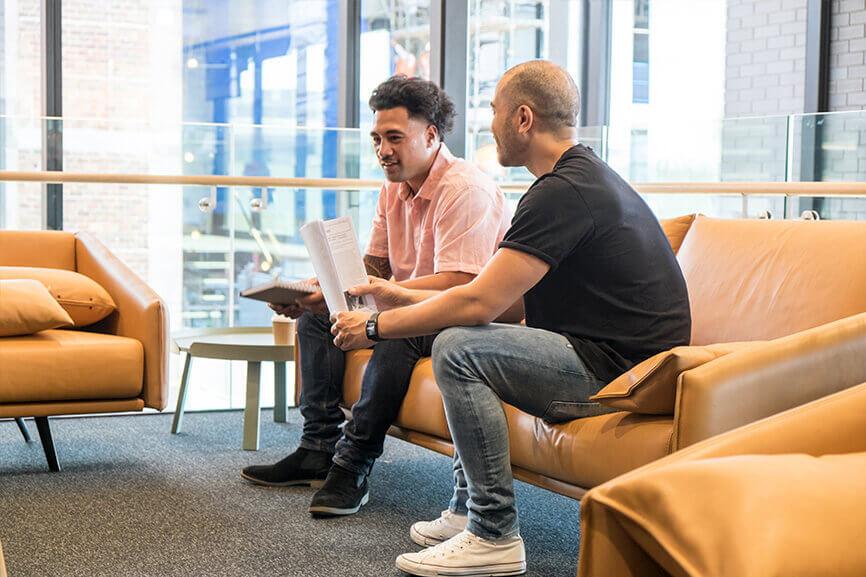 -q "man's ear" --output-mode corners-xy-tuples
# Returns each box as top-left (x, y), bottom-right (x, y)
(516, 105), (534, 135)
(426, 124), (439, 148)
